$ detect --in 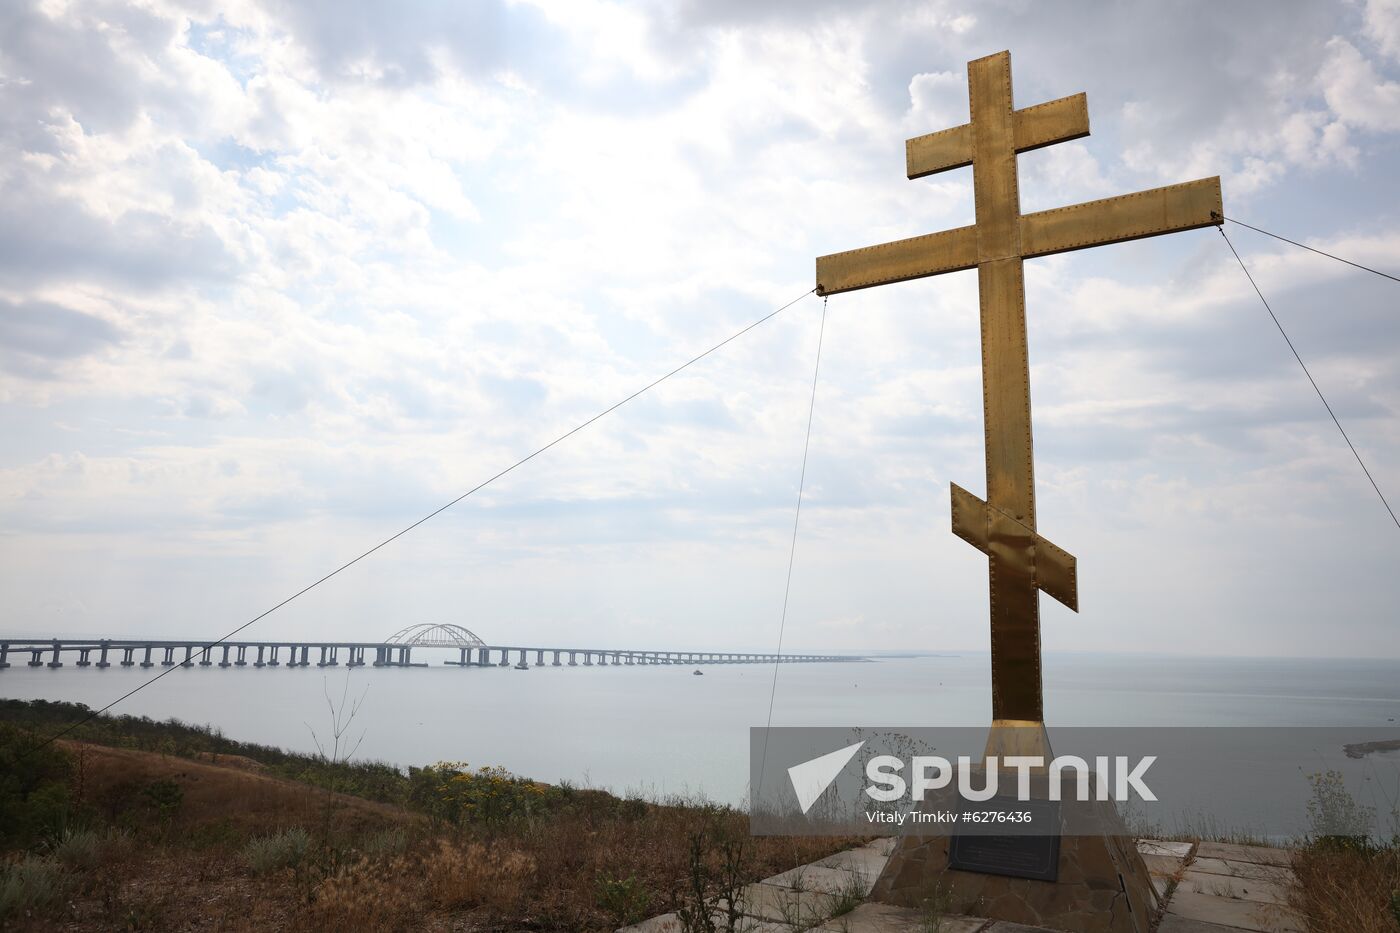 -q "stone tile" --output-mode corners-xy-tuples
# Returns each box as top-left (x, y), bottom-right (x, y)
(1138, 839), (1195, 859)
(1165, 888), (1306, 933)
(618, 910), (794, 933)
(732, 882), (841, 927)
(617, 913), (686, 933)
(1188, 857), (1294, 885)
(732, 919), (796, 933)
(813, 847), (888, 883)
(808, 902), (990, 932)
(864, 836), (898, 856)
(1152, 875), (1170, 900)
(763, 864), (873, 897)
(1157, 916), (1253, 933)
(1143, 852), (1190, 877)
(1180, 869), (1294, 907)
(1194, 843), (1292, 867)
